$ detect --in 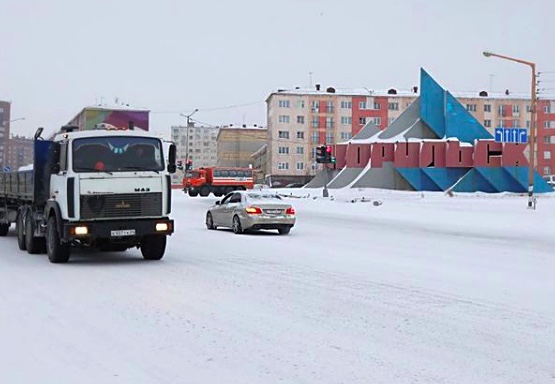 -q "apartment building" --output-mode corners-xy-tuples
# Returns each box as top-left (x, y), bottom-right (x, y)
(170, 124), (219, 185)
(0, 100), (11, 169)
(6, 135), (34, 170)
(266, 85), (555, 178)
(216, 125), (266, 168)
